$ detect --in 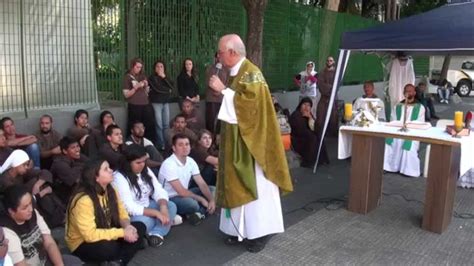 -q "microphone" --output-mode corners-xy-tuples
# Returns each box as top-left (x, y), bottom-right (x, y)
(215, 62), (222, 76)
